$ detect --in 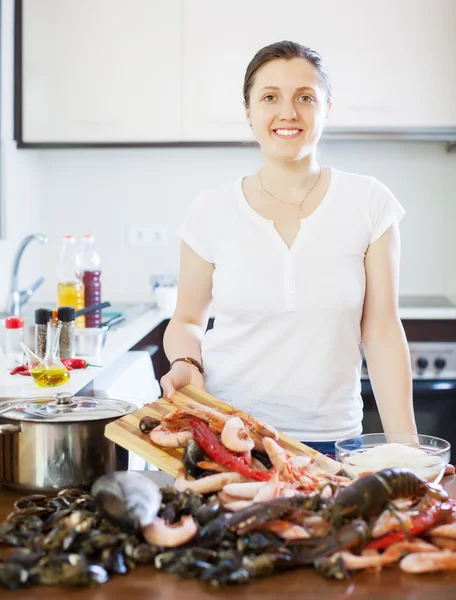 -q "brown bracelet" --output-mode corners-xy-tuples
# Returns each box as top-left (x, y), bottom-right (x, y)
(170, 357), (204, 375)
